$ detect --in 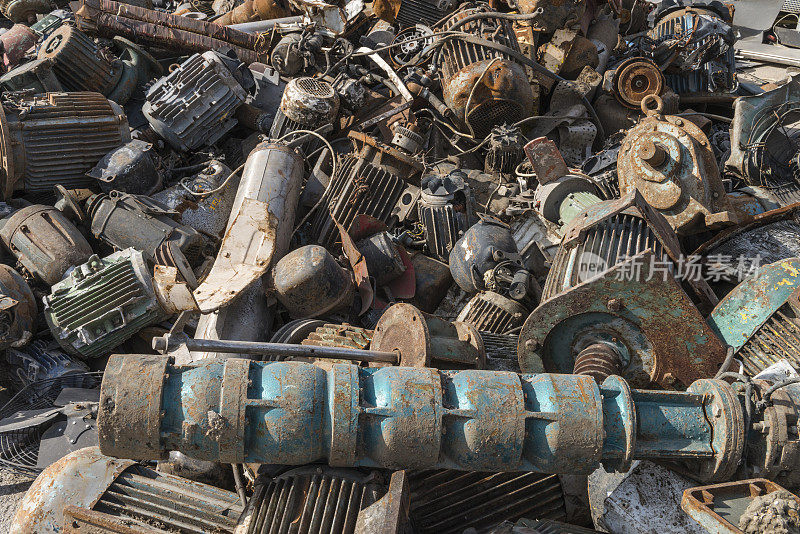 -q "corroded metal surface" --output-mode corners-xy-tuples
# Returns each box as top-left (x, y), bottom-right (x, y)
(96, 354), (791, 483)
(611, 57), (664, 109)
(617, 96), (742, 236)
